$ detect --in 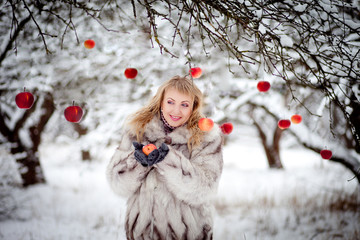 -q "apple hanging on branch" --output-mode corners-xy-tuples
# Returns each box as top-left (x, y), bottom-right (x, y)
(190, 67), (202, 78)
(220, 122), (233, 135)
(15, 87), (34, 109)
(320, 149), (332, 160)
(198, 118), (214, 131)
(124, 68), (138, 79)
(142, 144), (157, 156)
(257, 81), (271, 92)
(84, 39), (95, 49)
(64, 101), (83, 123)
(278, 119), (291, 130)
(291, 114), (302, 124)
